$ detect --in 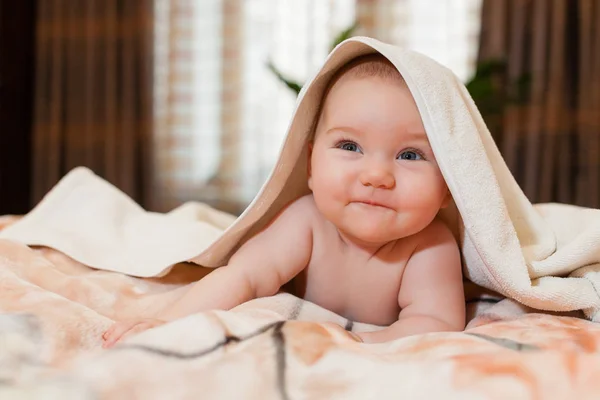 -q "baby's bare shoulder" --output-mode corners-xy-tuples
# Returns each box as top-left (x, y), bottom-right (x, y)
(273, 194), (319, 227)
(287, 194), (318, 213)
(415, 218), (457, 249)
(403, 218), (460, 271)
(268, 194), (318, 226)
